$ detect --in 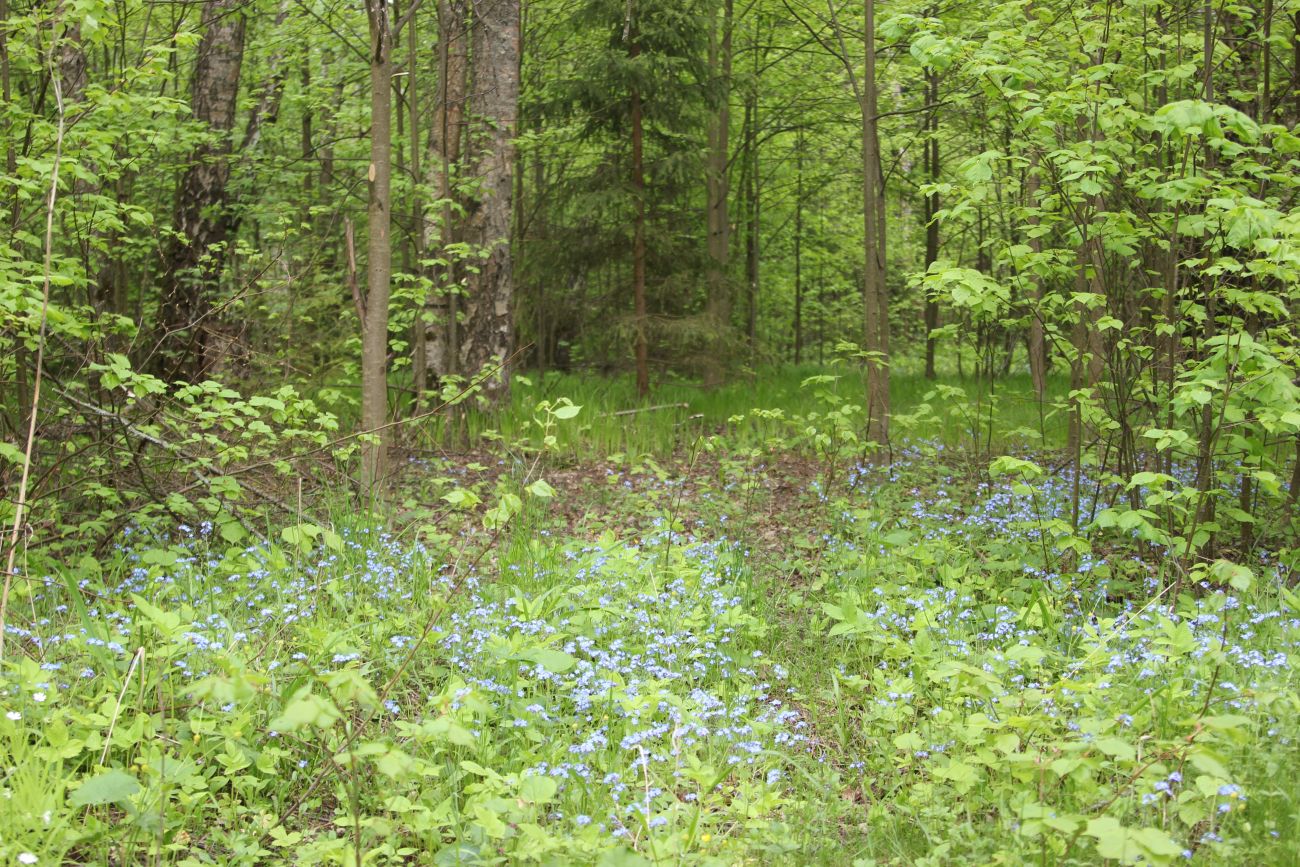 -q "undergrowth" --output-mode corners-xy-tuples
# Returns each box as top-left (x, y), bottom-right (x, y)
(2, 382), (1298, 865)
